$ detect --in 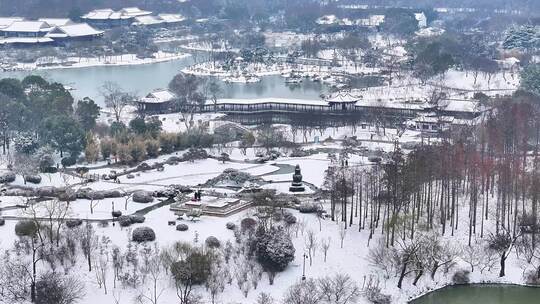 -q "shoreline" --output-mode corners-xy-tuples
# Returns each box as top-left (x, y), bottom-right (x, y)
(2, 52), (191, 72)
